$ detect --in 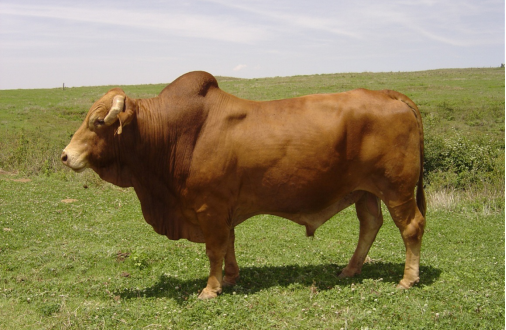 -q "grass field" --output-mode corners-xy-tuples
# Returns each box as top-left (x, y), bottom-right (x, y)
(0, 68), (504, 329)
